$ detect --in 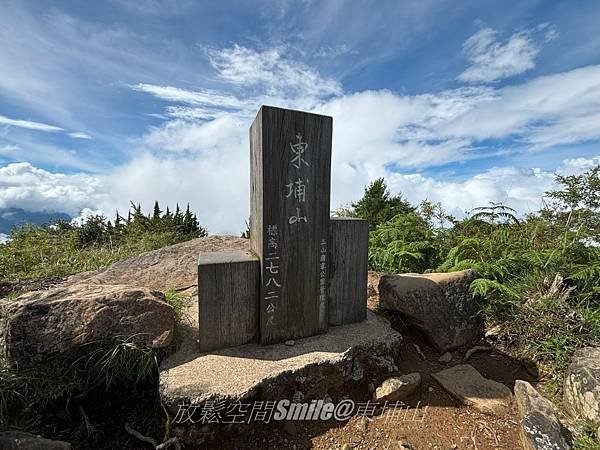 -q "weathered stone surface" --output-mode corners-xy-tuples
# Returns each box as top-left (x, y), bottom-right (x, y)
(373, 373), (421, 402)
(514, 380), (570, 450)
(564, 347), (600, 422)
(250, 106), (332, 344)
(378, 269), (482, 351)
(197, 250), (260, 352)
(329, 217), (368, 326)
(160, 310), (401, 409)
(0, 283), (174, 368)
(67, 235), (250, 292)
(439, 352), (453, 363)
(0, 431), (71, 450)
(431, 364), (512, 416)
